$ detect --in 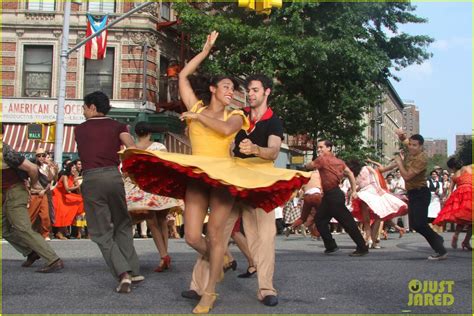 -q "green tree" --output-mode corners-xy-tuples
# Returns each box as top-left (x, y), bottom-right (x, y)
(175, 2), (432, 158)
(427, 154), (448, 173)
(455, 136), (473, 165)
